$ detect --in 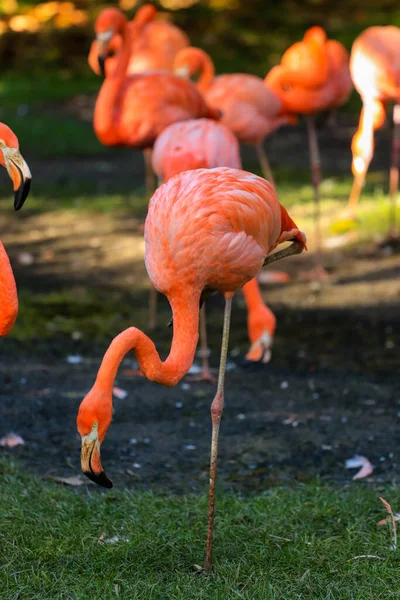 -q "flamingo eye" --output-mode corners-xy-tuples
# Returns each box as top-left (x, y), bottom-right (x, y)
(0, 140), (5, 148)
